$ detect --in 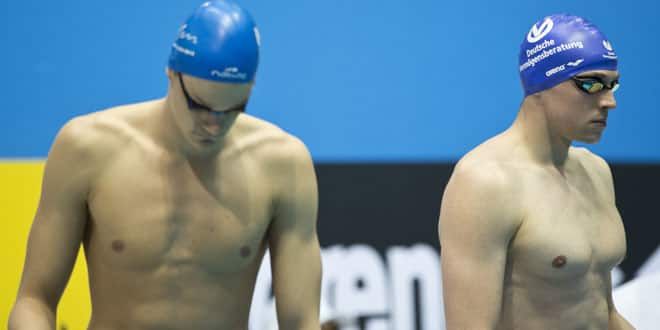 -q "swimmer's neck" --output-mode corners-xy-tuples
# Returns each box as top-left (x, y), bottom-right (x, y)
(510, 98), (572, 170)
